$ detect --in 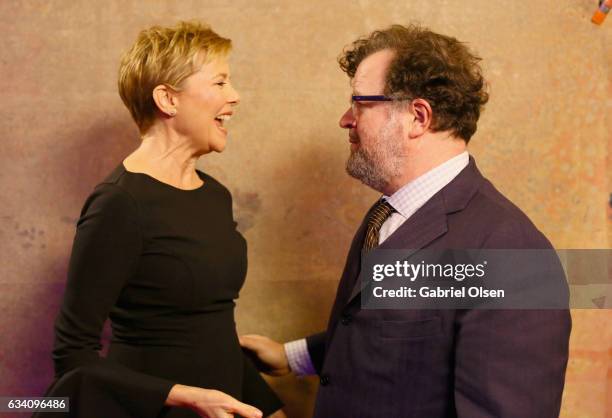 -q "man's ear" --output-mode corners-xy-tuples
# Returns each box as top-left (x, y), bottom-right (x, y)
(152, 84), (178, 117)
(406, 98), (433, 139)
